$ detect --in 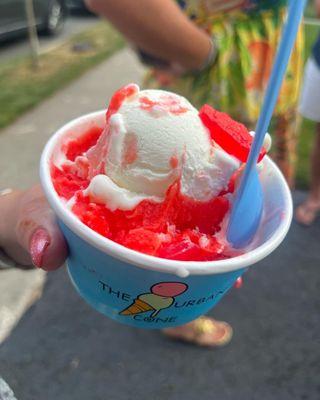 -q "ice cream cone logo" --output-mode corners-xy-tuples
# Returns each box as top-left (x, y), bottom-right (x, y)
(120, 282), (188, 318)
